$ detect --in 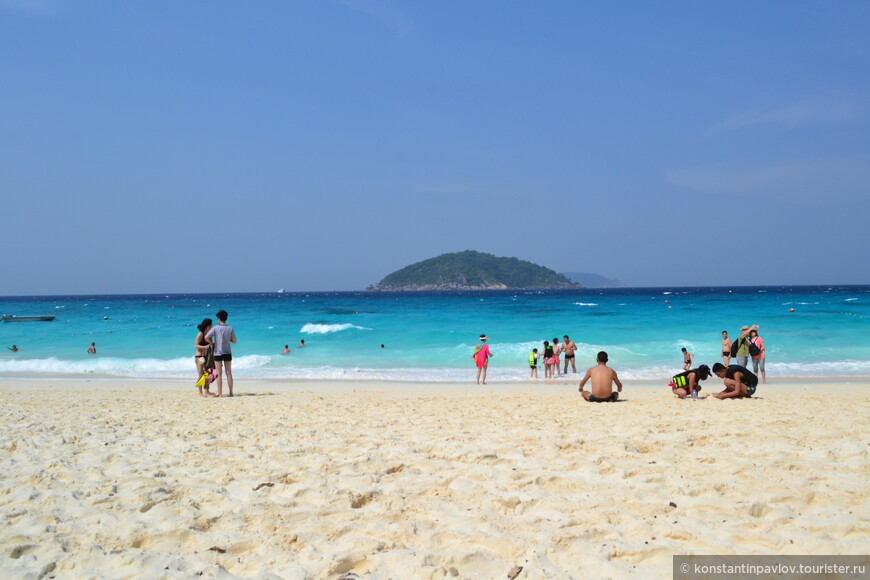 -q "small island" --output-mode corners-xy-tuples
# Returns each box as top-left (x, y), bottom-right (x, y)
(366, 251), (581, 291)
